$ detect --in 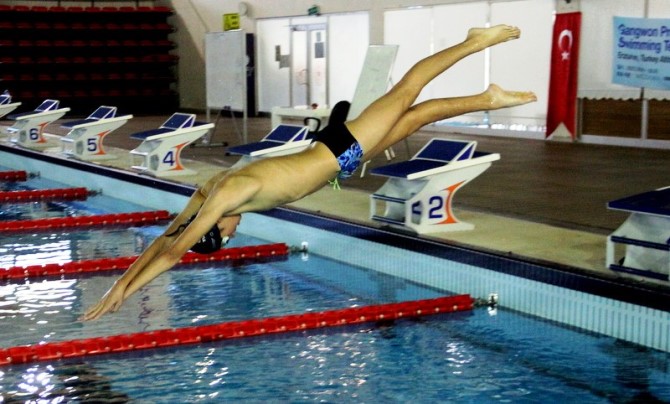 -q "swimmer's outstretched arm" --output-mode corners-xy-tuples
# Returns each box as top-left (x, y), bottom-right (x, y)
(82, 174), (260, 320)
(80, 188), (207, 321)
